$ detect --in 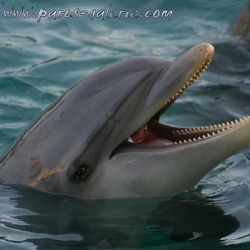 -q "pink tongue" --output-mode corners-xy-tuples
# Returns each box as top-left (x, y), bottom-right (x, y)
(129, 126), (173, 146)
